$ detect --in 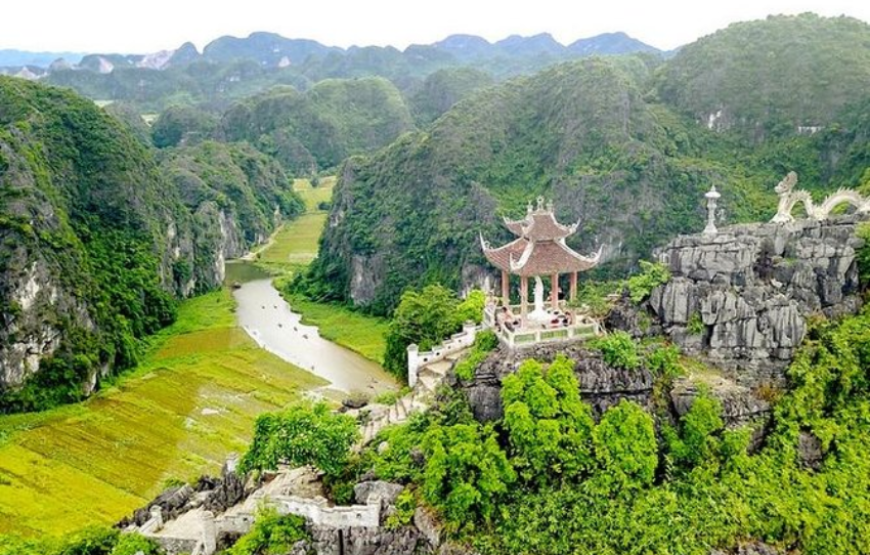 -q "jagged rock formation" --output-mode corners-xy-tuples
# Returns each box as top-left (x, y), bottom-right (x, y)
(642, 215), (866, 385)
(463, 343), (655, 423)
